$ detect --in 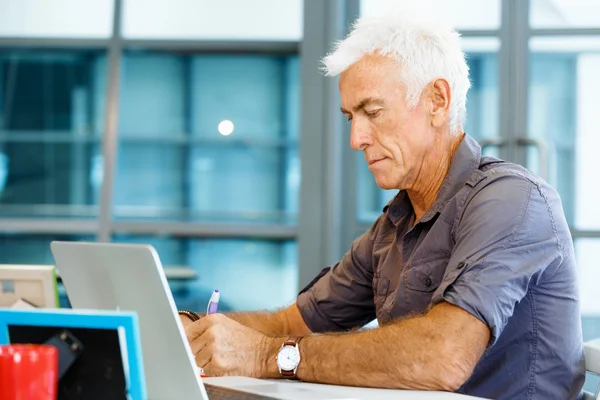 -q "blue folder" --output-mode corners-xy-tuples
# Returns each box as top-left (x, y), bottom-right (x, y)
(0, 308), (147, 400)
